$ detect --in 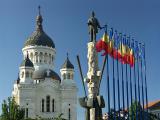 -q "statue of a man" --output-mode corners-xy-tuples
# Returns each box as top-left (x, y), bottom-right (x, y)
(88, 11), (101, 42)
